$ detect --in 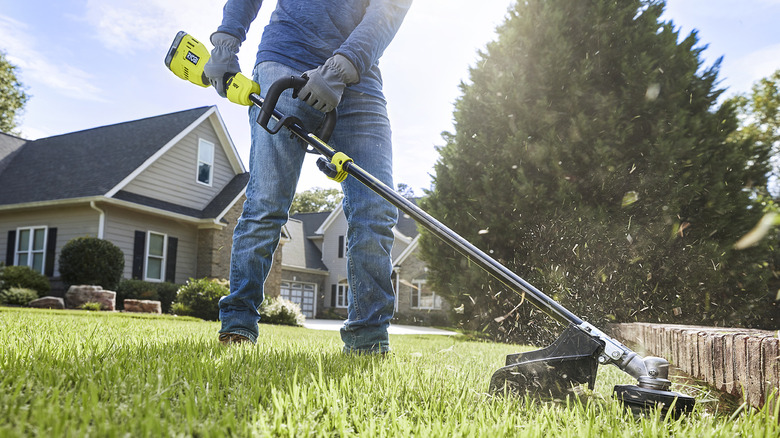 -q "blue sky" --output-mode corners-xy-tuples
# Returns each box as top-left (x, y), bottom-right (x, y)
(2, 0), (779, 194)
